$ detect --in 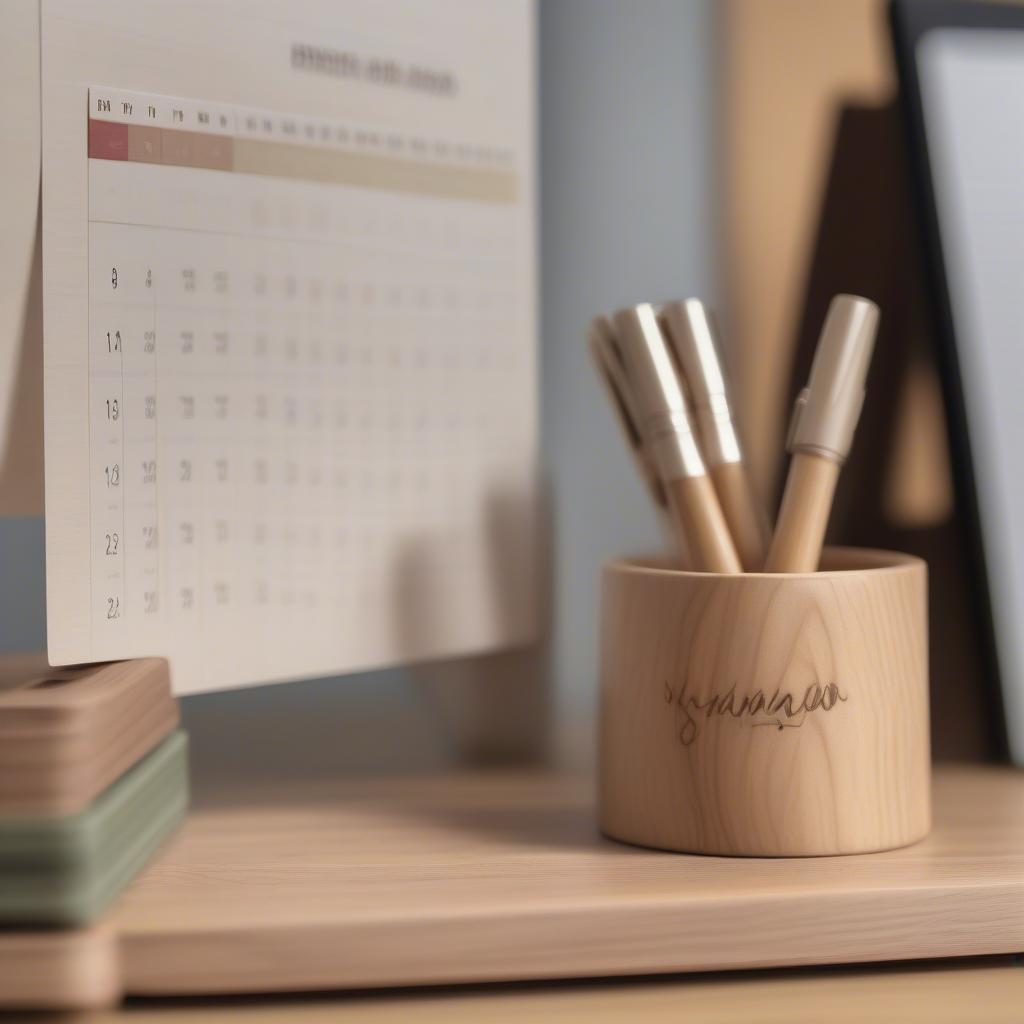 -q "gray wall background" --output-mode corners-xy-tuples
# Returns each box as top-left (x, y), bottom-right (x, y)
(541, 0), (717, 713)
(0, 0), (716, 743)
